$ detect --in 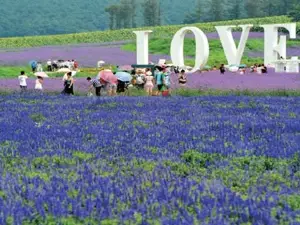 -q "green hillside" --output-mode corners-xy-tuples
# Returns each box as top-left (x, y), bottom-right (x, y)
(0, 16), (295, 49)
(0, 0), (298, 38)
